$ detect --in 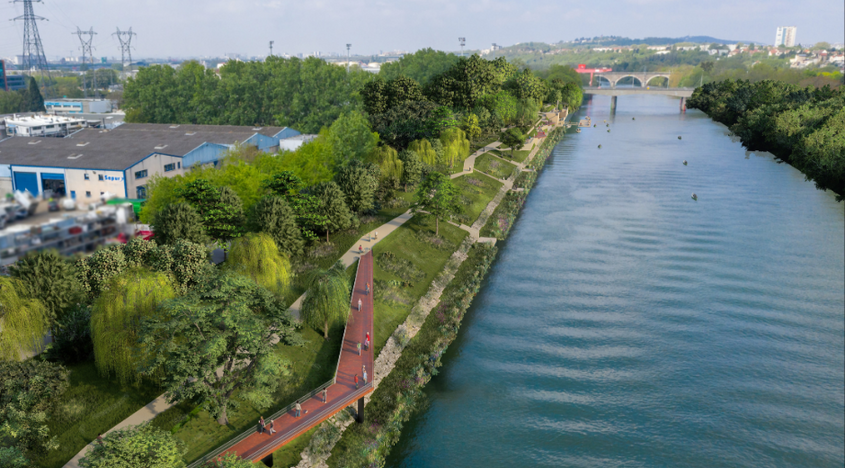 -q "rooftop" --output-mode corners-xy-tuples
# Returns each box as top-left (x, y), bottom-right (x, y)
(4, 114), (88, 127)
(0, 123), (290, 171)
